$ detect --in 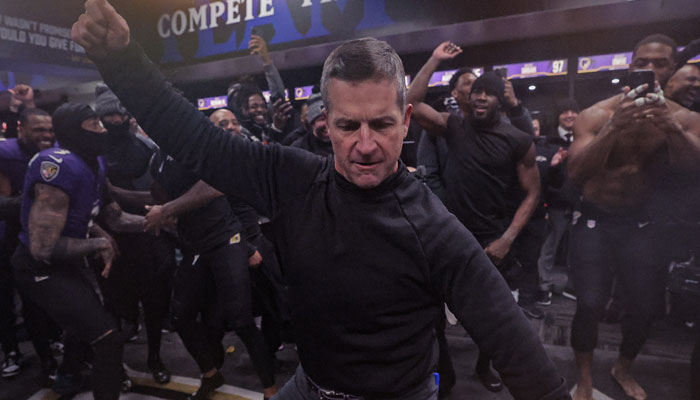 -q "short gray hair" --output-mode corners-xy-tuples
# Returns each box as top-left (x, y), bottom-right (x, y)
(321, 37), (405, 112)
